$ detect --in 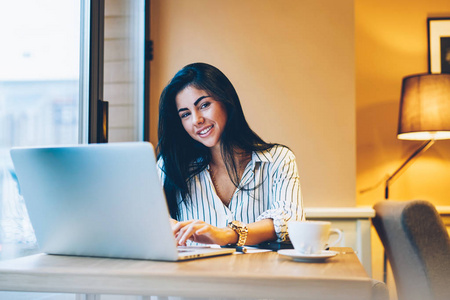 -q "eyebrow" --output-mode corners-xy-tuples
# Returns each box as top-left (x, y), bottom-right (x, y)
(177, 95), (211, 113)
